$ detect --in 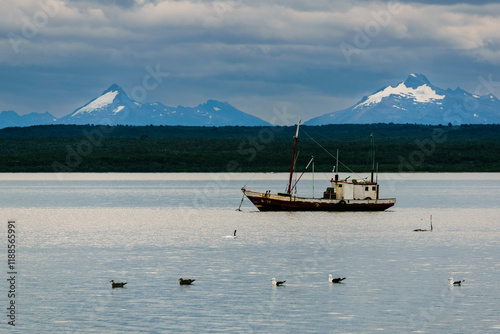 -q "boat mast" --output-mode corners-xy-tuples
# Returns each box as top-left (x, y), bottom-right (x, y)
(287, 117), (301, 194)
